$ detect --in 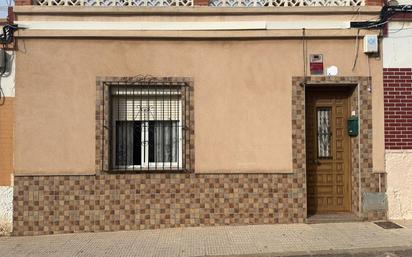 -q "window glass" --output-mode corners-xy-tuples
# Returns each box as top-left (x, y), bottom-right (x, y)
(115, 121), (141, 166)
(148, 121), (179, 163)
